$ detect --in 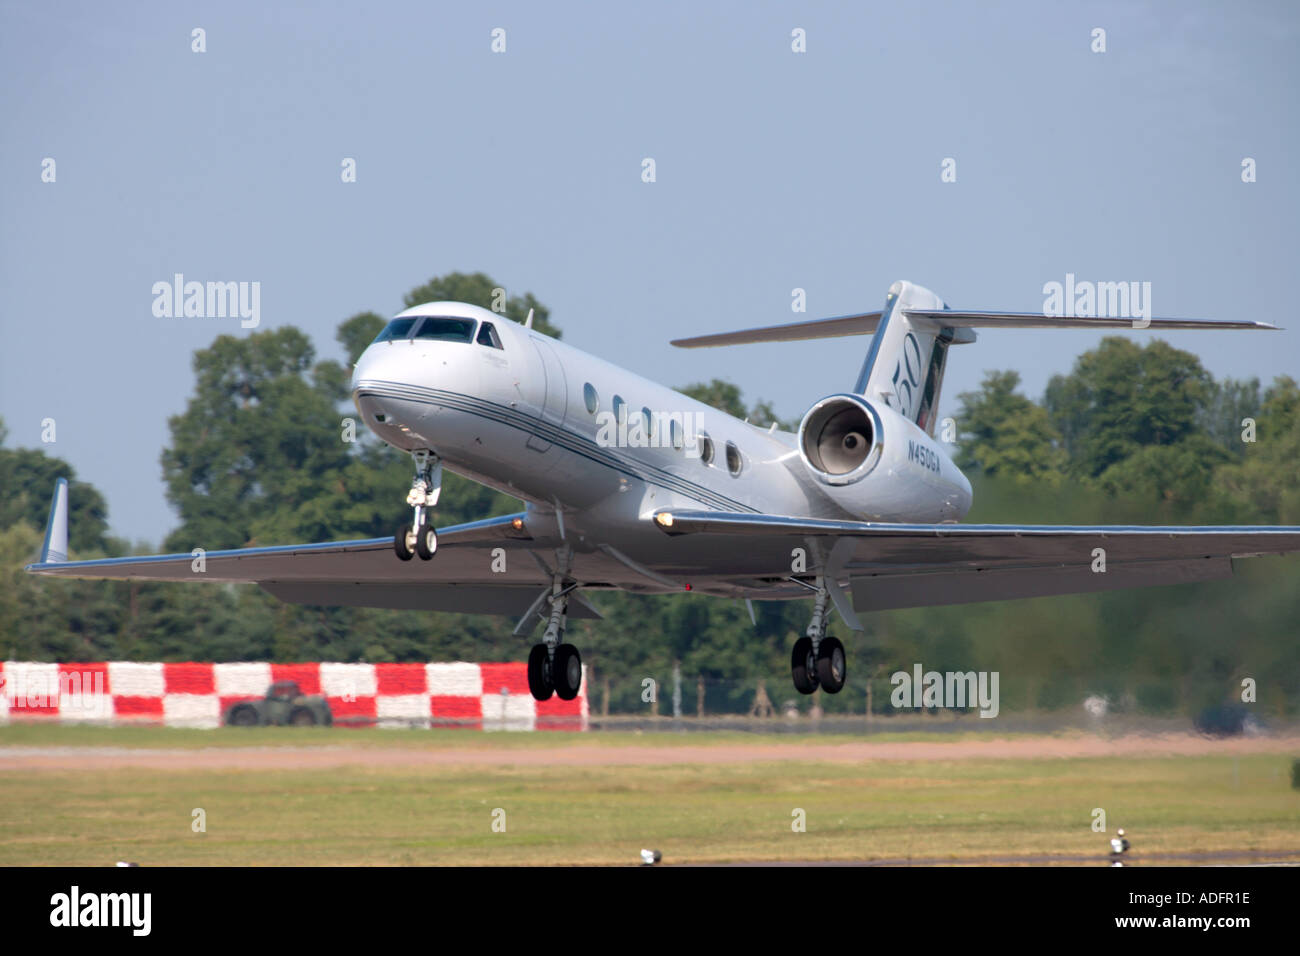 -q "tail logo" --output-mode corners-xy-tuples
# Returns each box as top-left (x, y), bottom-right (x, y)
(889, 332), (924, 420)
